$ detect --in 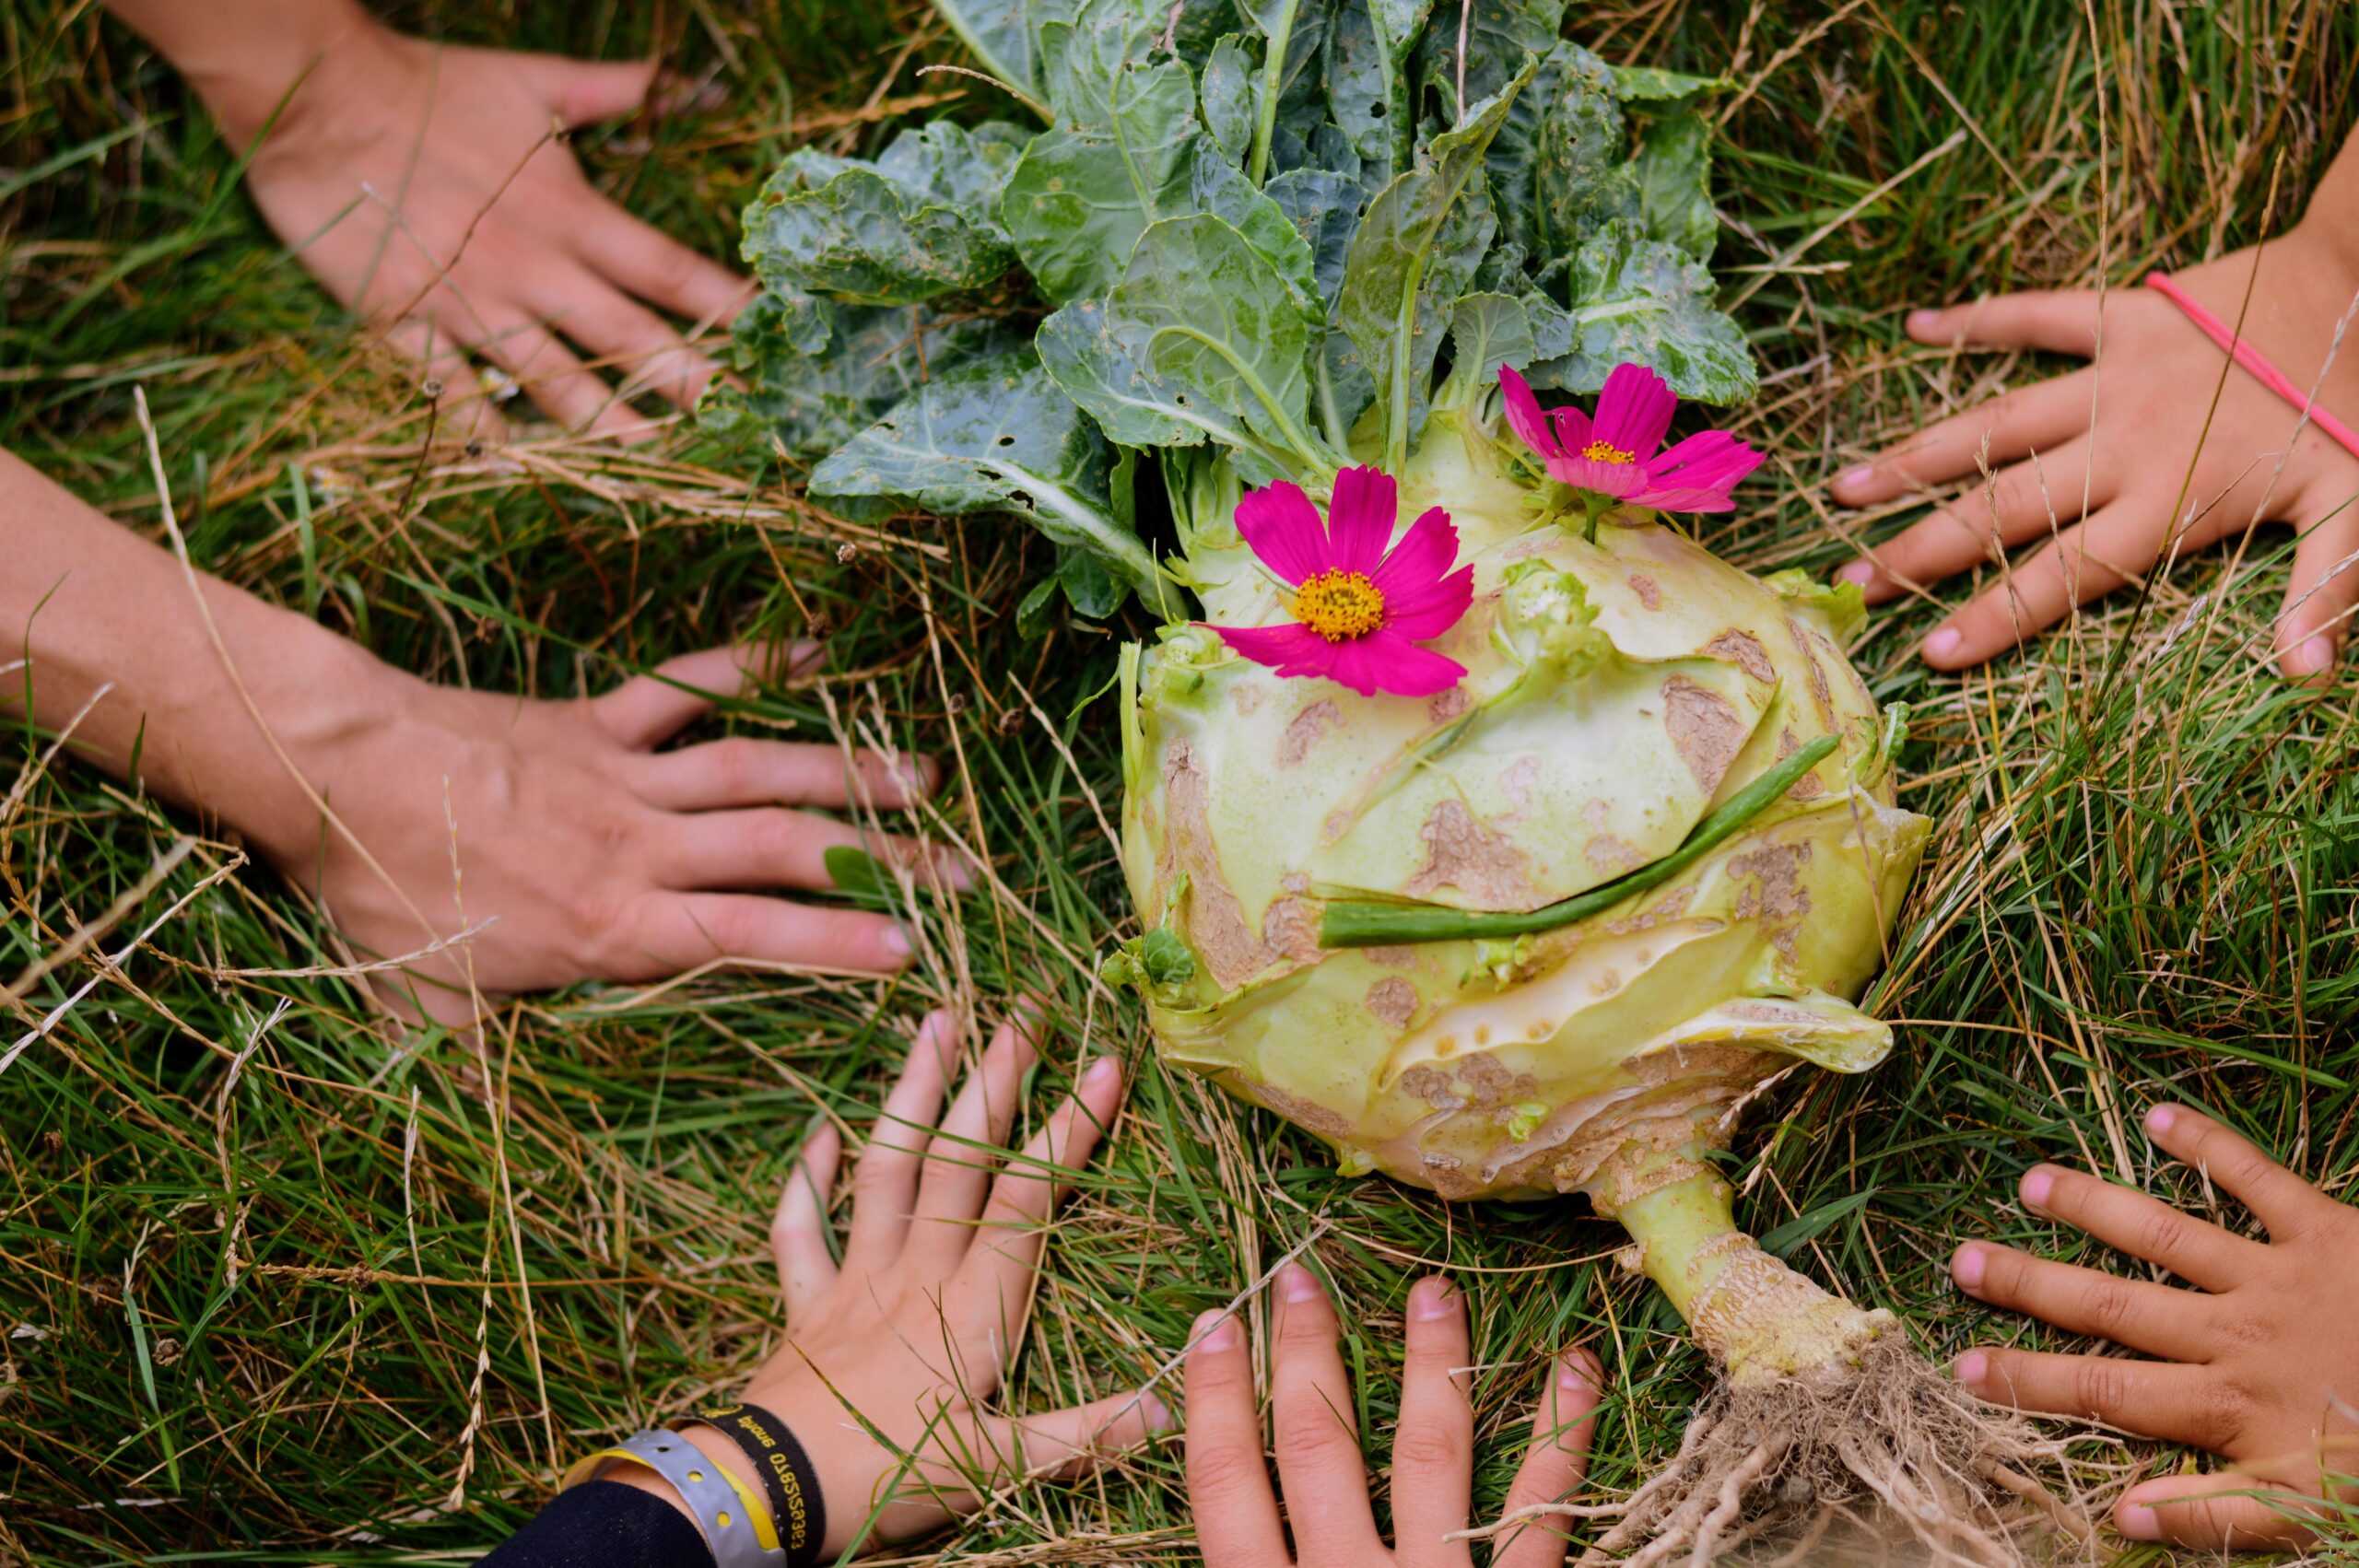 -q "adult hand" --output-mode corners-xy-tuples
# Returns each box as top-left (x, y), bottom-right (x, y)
(1827, 210), (2359, 679)
(196, 6), (749, 440)
(1950, 1103), (2359, 1551)
(610, 1008), (1160, 1554)
(258, 640), (963, 1024)
(1184, 1262), (1602, 1567)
